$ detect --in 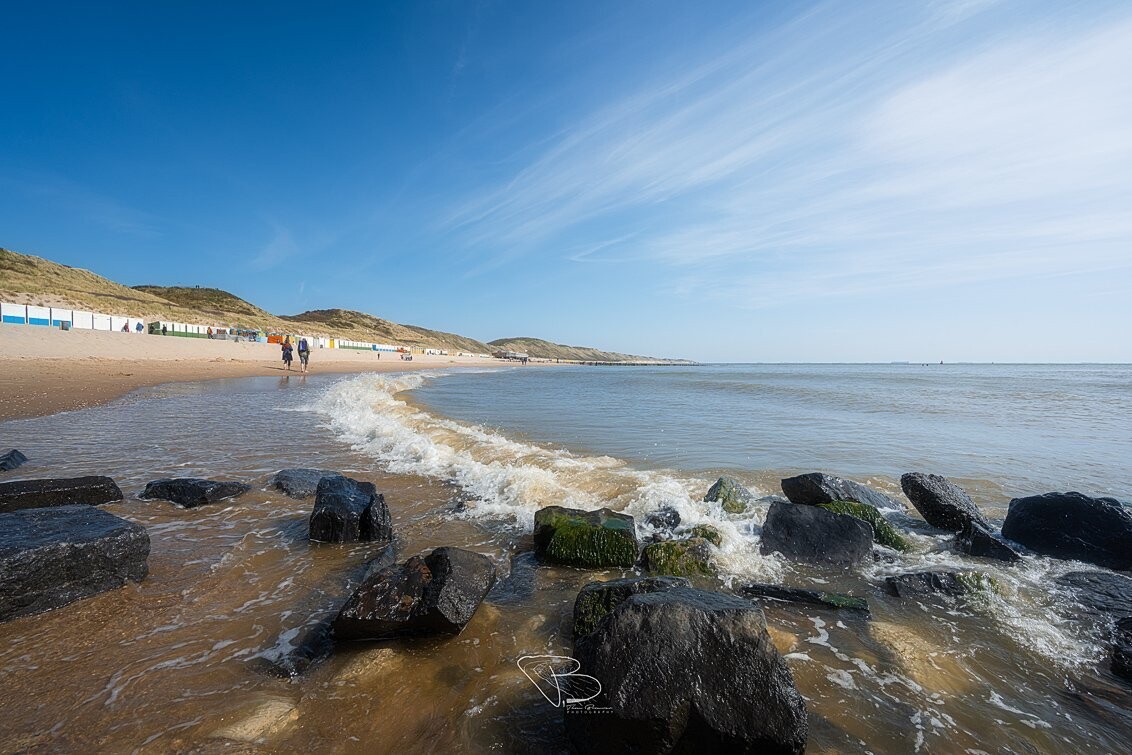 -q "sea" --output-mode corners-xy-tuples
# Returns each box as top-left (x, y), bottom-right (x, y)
(1, 363), (1129, 752)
